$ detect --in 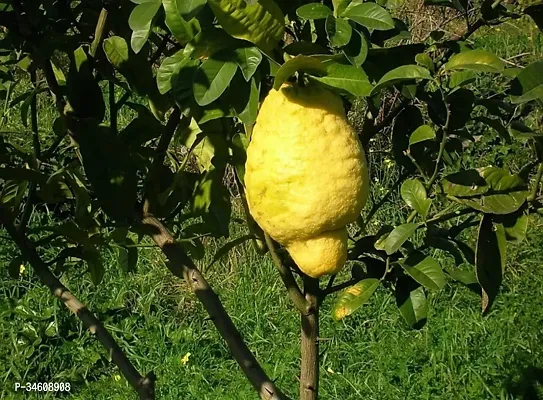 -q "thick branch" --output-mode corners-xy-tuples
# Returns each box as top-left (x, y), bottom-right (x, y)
(0, 205), (155, 400)
(264, 233), (311, 315)
(300, 277), (319, 400)
(141, 214), (290, 400)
